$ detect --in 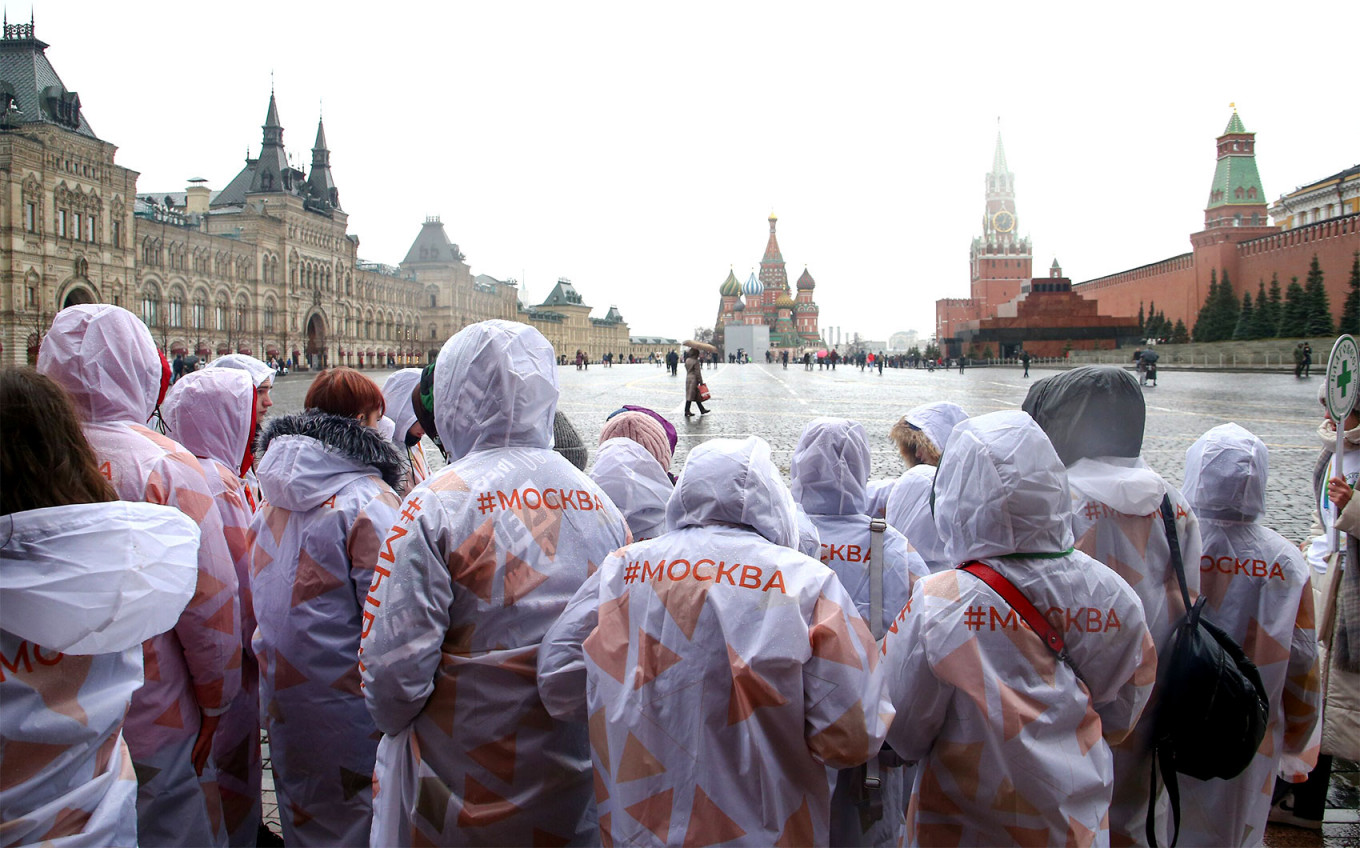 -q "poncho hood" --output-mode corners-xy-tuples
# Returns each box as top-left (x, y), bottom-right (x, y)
(1183, 422), (1268, 521)
(434, 320), (558, 461)
(904, 401), (969, 456)
(256, 412), (404, 510)
(205, 352), (274, 388)
(791, 417), (870, 516)
(934, 410), (1074, 563)
(1022, 365), (1145, 465)
(665, 436), (798, 549)
(0, 502), (199, 653)
(163, 368), (255, 473)
(1065, 455), (1167, 515)
(37, 304), (162, 424)
(591, 438), (673, 540)
(382, 368), (423, 447)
